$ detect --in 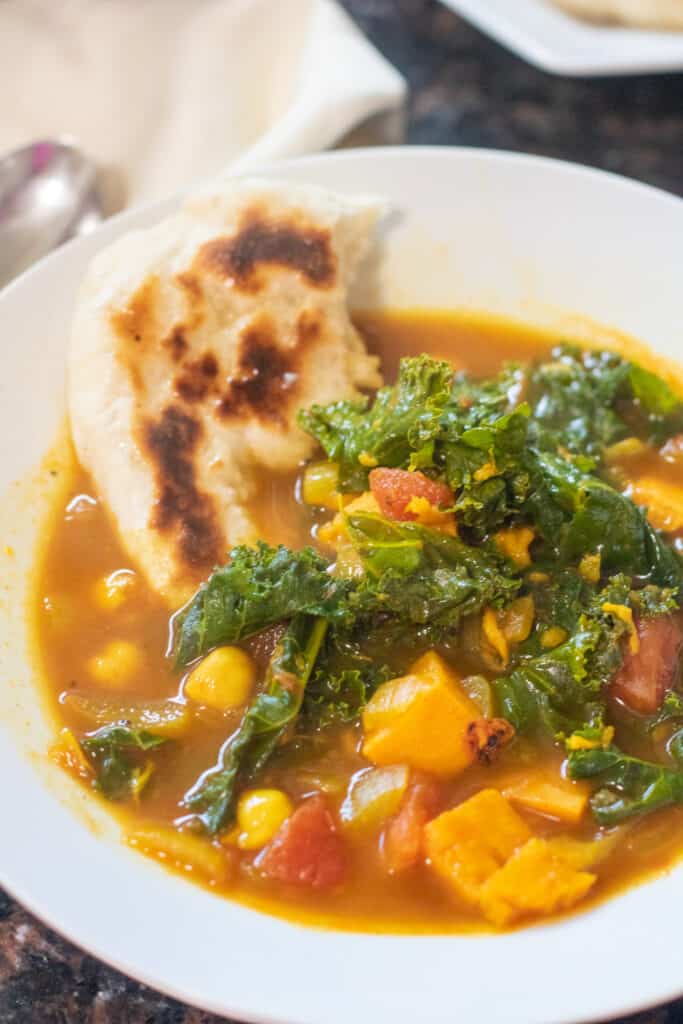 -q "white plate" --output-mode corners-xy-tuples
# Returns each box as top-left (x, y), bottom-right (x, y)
(2, 147), (683, 1024)
(443, 0), (683, 75)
